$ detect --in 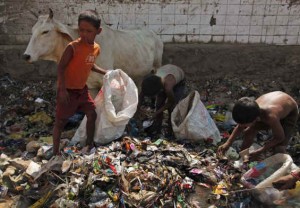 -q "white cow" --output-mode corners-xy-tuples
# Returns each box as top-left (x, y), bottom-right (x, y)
(24, 9), (163, 97)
